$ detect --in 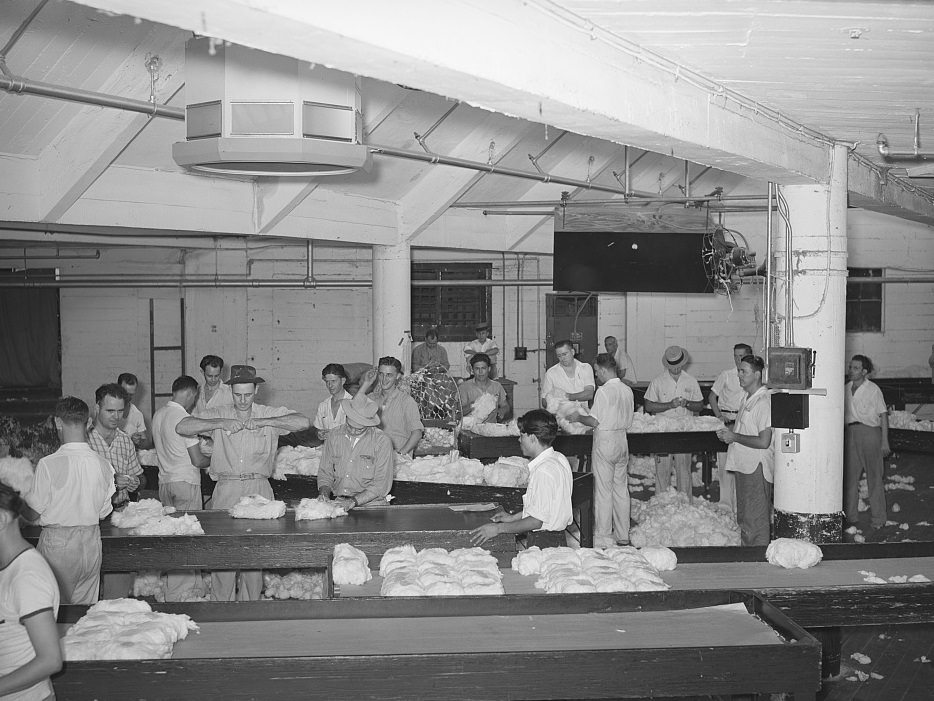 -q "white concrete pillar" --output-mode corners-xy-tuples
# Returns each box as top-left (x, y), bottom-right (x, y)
(772, 144), (849, 541)
(372, 241), (412, 370)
